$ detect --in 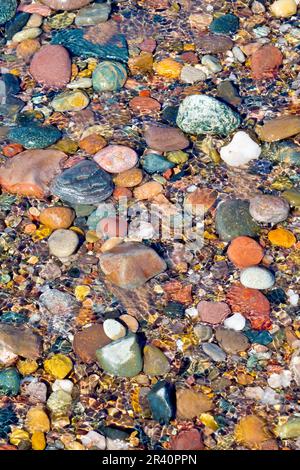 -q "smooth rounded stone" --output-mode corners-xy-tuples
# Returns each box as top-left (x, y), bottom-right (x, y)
(256, 116), (300, 142)
(47, 390), (72, 415)
(268, 227), (296, 248)
(176, 388), (213, 420)
(224, 313), (246, 331)
(0, 149), (66, 199)
(99, 242), (166, 289)
(144, 125), (189, 152)
(197, 301), (231, 325)
(193, 324), (212, 342)
(94, 145), (138, 173)
(276, 417), (300, 439)
(67, 77), (93, 89)
(176, 95), (241, 137)
(201, 55), (222, 73)
(0, 369), (20, 396)
(249, 195), (290, 224)
(87, 202), (115, 230)
(8, 125), (61, 149)
(30, 45), (71, 88)
(196, 34), (233, 54)
(232, 46), (246, 63)
(16, 38), (41, 63)
(92, 61), (127, 92)
(73, 324), (111, 363)
(79, 133), (107, 154)
(119, 314), (139, 333)
(51, 160), (114, 205)
(133, 181), (163, 200)
(0, 324), (42, 359)
(75, 3), (111, 26)
(51, 90), (89, 112)
(143, 345), (170, 376)
(180, 65), (206, 84)
(226, 285), (271, 330)
(227, 236), (264, 268)
(96, 334), (143, 378)
(209, 13), (239, 35)
(48, 229), (79, 258)
(39, 206), (75, 229)
(220, 131), (261, 167)
(270, 0), (297, 17)
(39, 288), (78, 316)
(113, 168), (143, 188)
(153, 58), (183, 79)
(202, 342), (226, 362)
(41, 0), (92, 10)
(250, 45), (283, 80)
(216, 199), (260, 241)
(147, 380), (176, 425)
(240, 266), (275, 290)
(170, 429), (204, 451)
(12, 27), (41, 43)
(81, 431), (106, 450)
(142, 153), (174, 174)
(103, 319), (126, 341)
(283, 189), (300, 207)
(0, 0), (17, 25)
(235, 415), (272, 450)
(215, 328), (249, 354)
(98, 216), (128, 238)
